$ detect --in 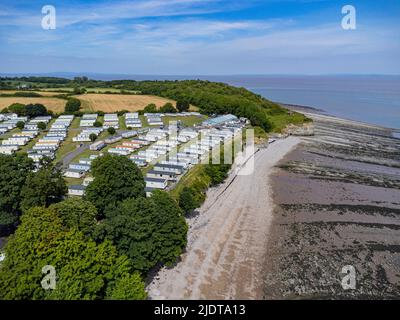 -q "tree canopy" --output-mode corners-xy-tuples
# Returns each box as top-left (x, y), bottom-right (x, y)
(20, 165), (67, 212)
(0, 154), (34, 236)
(65, 98), (81, 113)
(85, 154), (145, 216)
(94, 191), (187, 273)
(0, 207), (146, 300)
(159, 102), (177, 113)
(50, 198), (98, 236)
(143, 103), (158, 113)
